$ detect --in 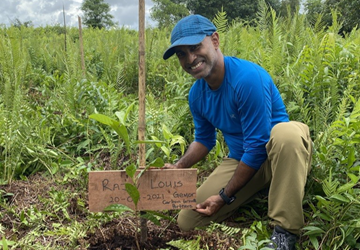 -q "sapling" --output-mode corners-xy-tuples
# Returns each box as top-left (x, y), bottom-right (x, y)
(104, 163), (161, 250)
